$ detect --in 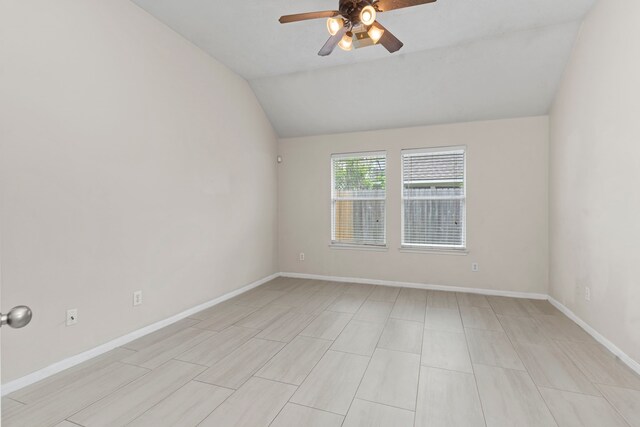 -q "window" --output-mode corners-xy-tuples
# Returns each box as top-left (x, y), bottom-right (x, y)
(331, 152), (386, 246)
(402, 147), (466, 249)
